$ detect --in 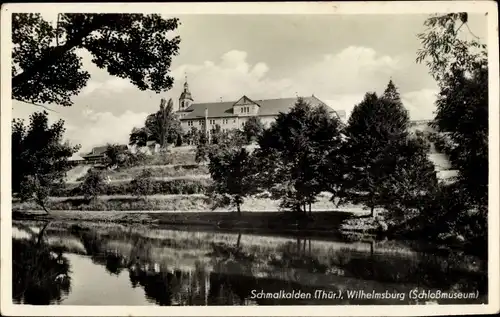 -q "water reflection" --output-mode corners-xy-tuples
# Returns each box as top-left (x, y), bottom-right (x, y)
(12, 222), (71, 305)
(12, 220), (487, 306)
